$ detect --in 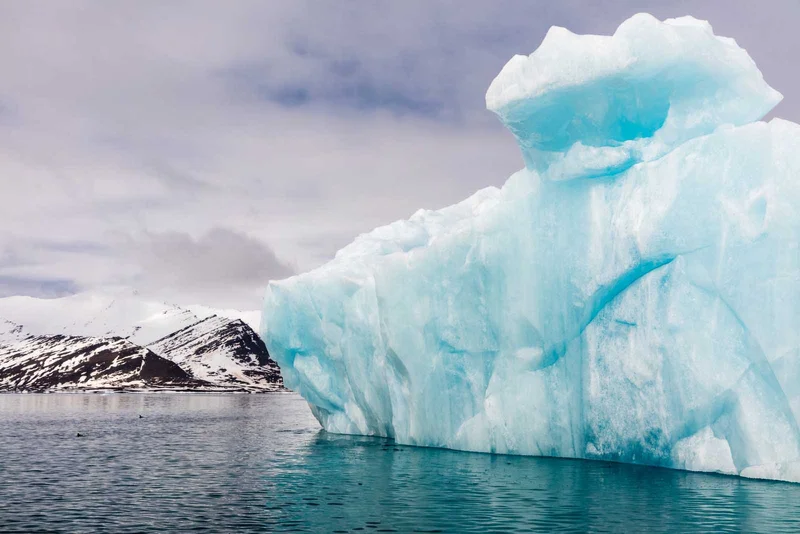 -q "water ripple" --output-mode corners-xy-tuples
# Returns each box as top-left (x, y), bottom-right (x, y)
(1, 393), (799, 533)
